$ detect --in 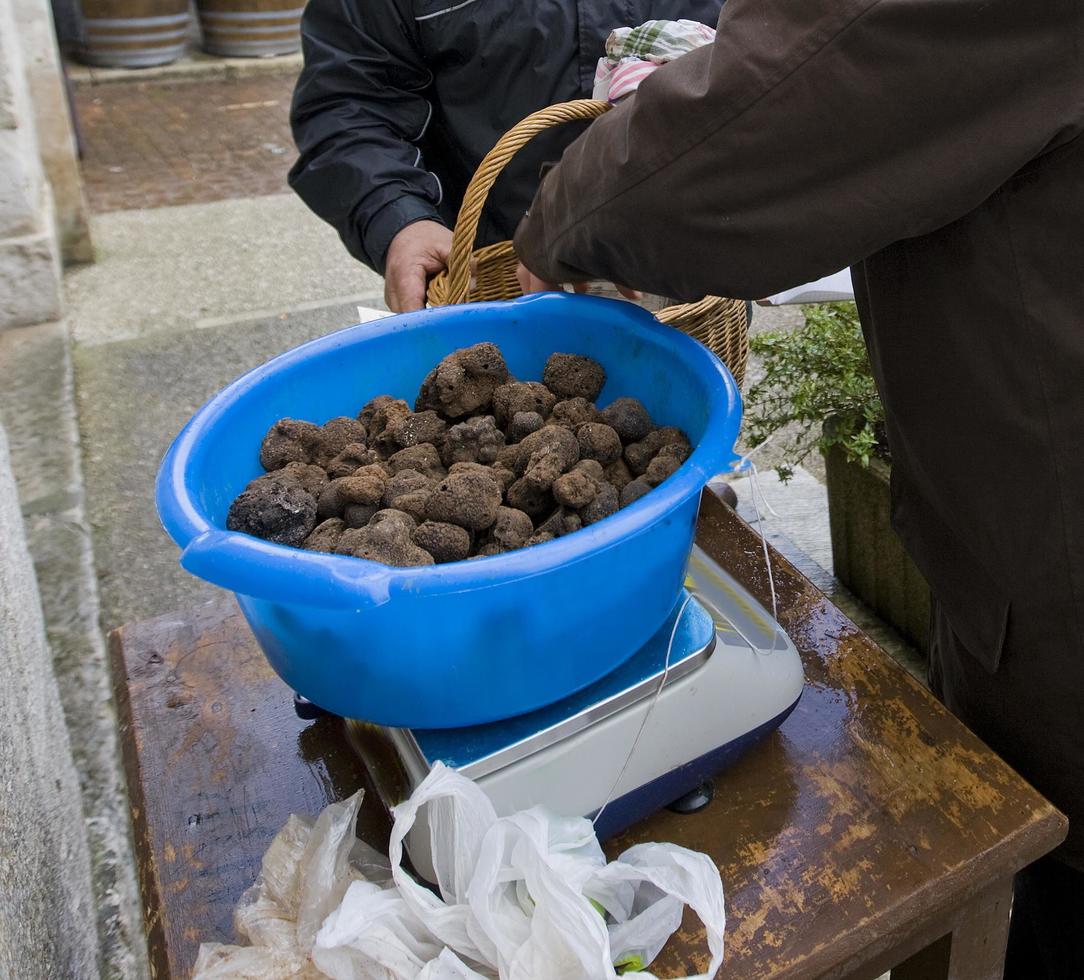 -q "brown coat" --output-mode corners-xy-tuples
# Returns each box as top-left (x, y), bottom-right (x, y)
(515, 0), (1084, 865)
